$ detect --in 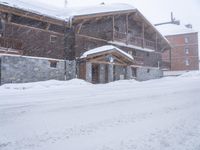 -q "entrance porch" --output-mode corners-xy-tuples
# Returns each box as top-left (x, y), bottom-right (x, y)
(78, 45), (136, 84)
